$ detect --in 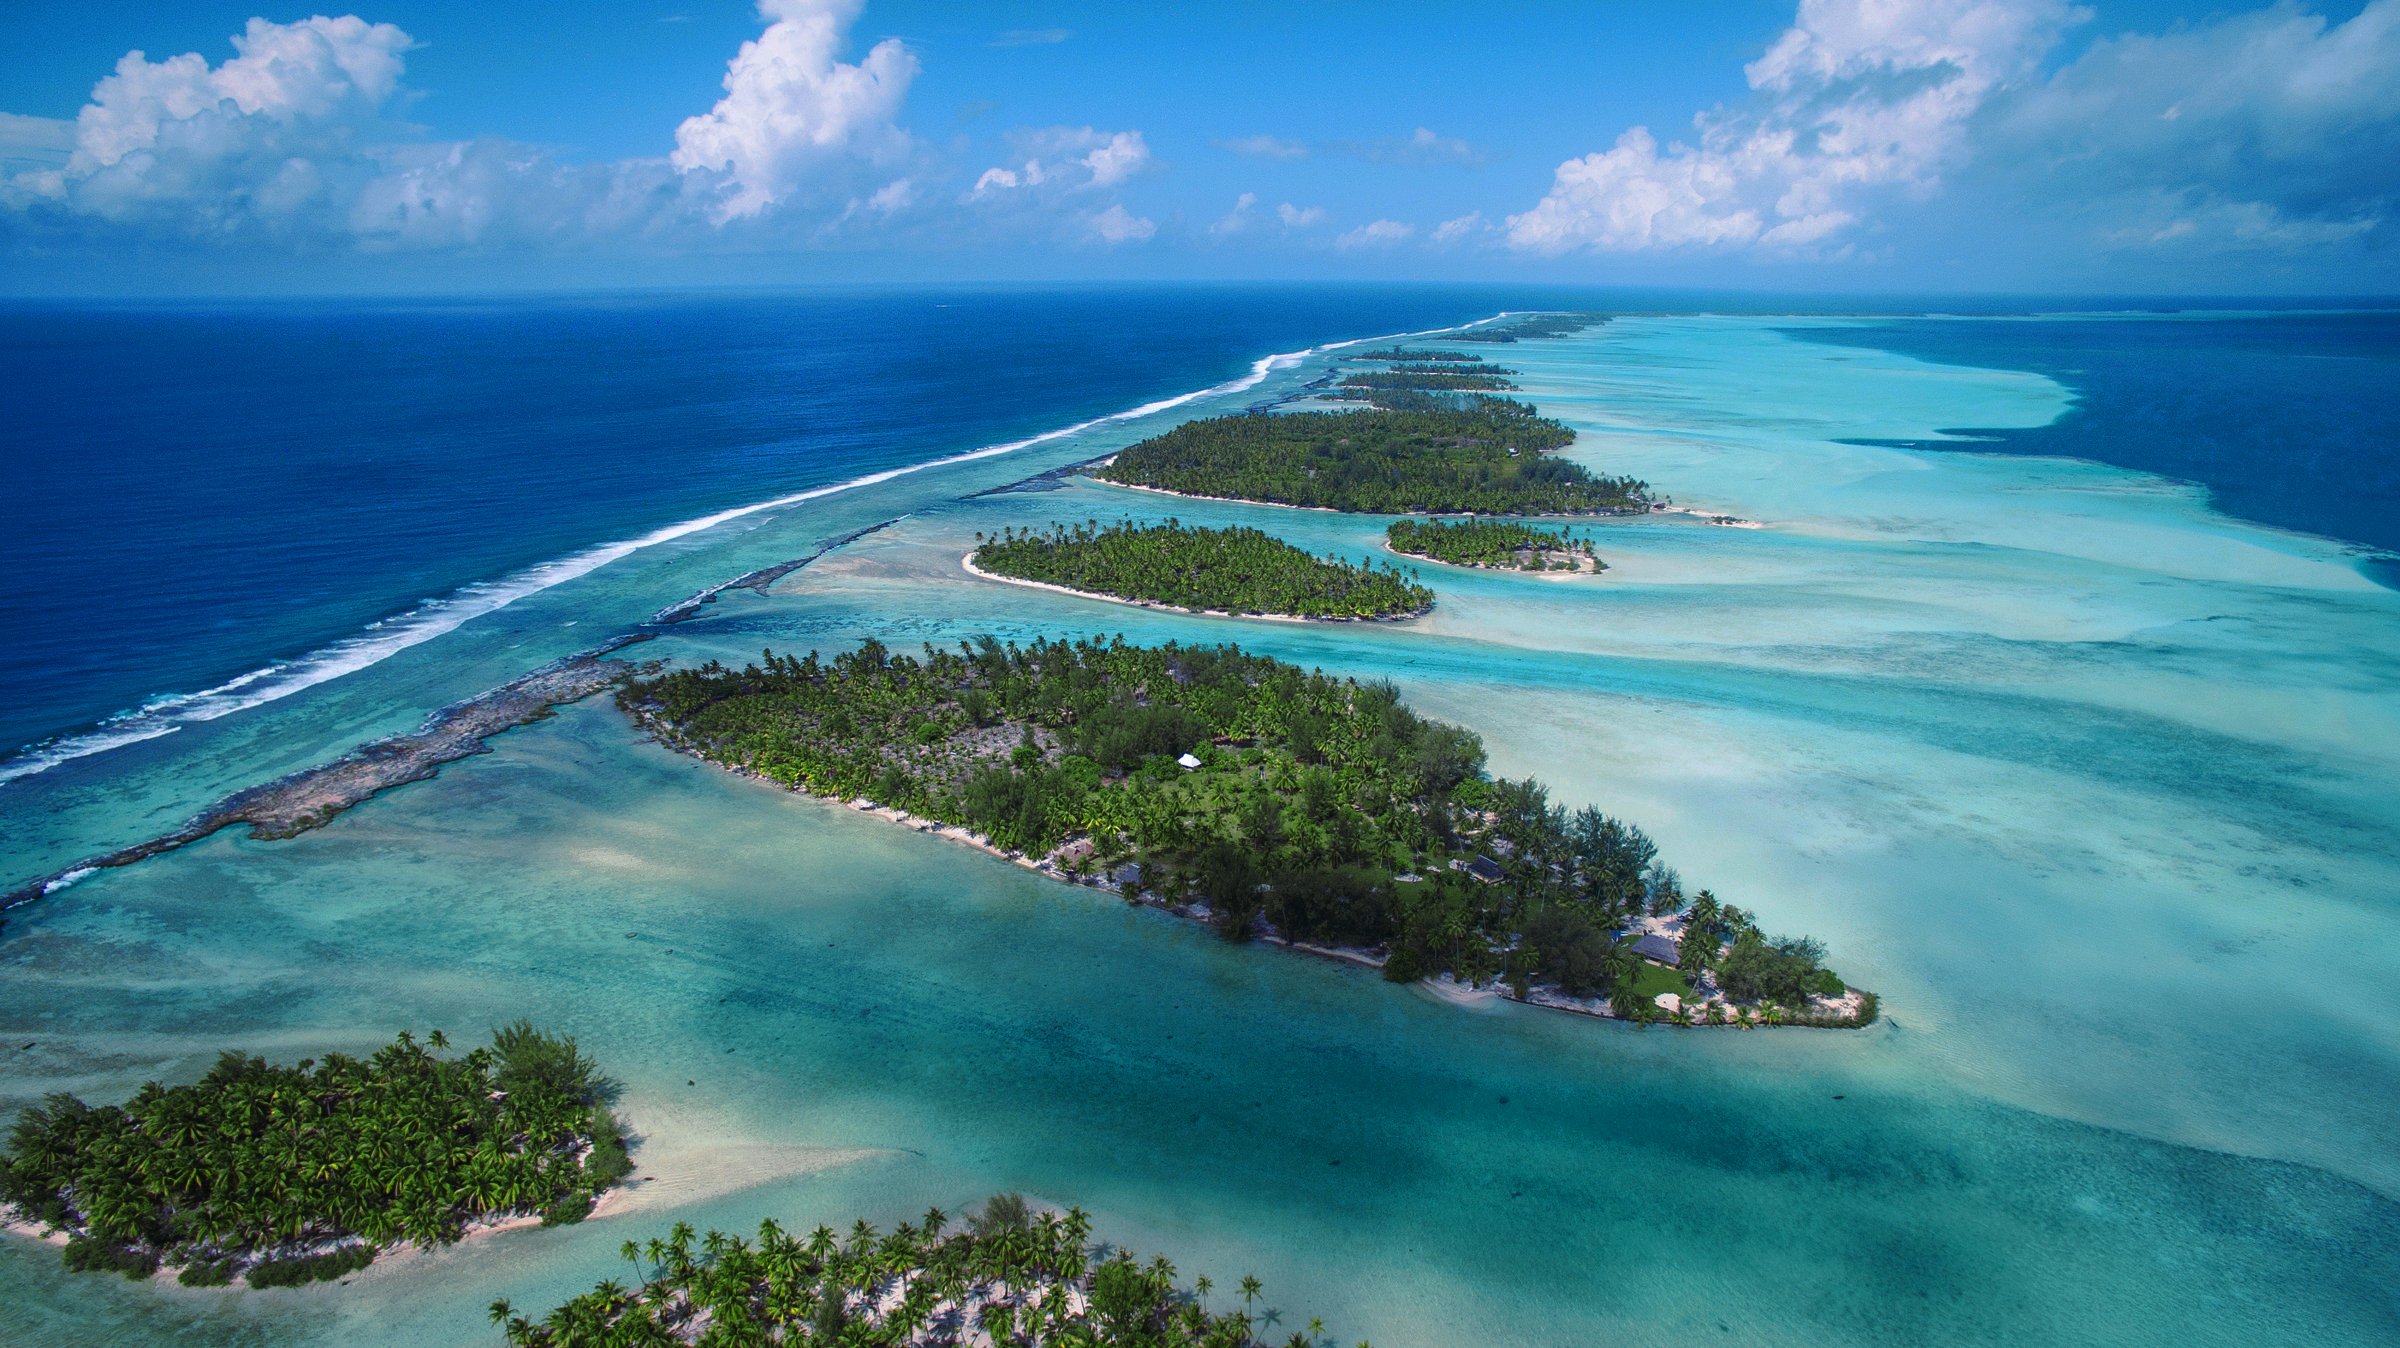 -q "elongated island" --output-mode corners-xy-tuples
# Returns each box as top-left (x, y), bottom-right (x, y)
(1093, 401), (1648, 515)
(968, 519), (1433, 620)
(0, 1024), (630, 1288)
(622, 637), (1872, 1028)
